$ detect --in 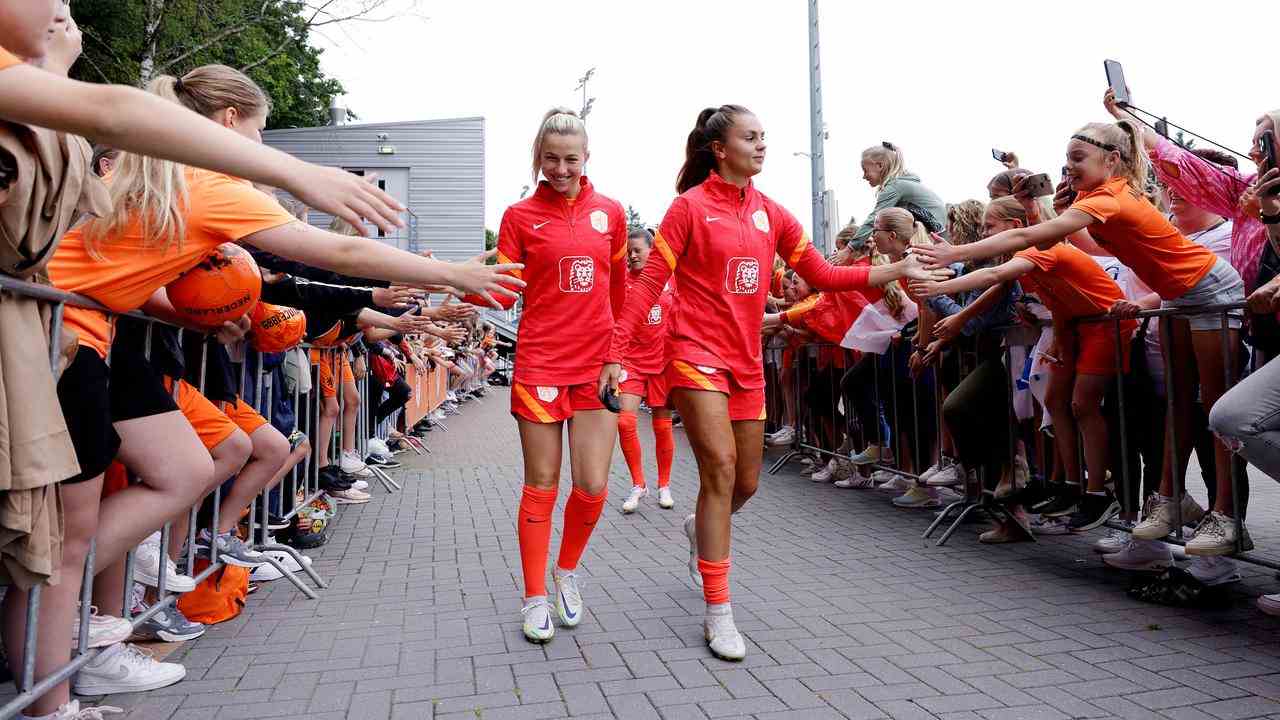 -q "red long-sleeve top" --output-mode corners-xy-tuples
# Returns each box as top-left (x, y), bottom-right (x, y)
(622, 272), (675, 375)
(473, 177), (627, 386)
(608, 172), (871, 389)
